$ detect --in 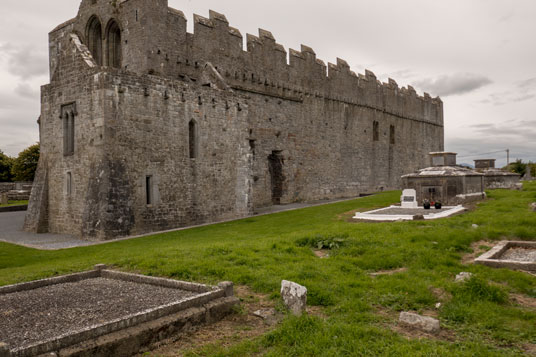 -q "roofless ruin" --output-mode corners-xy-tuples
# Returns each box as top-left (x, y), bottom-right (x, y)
(25, 0), (444, 240)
